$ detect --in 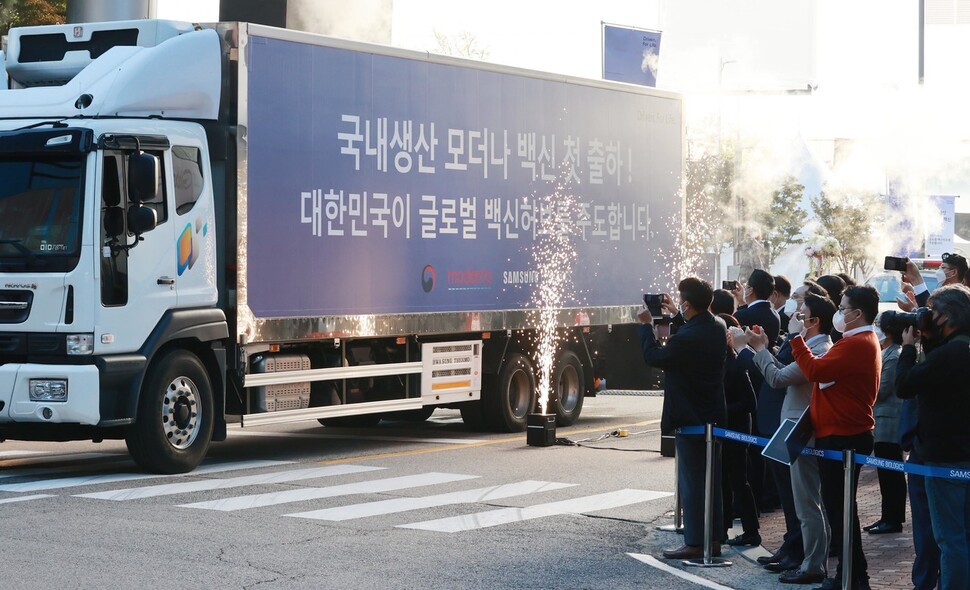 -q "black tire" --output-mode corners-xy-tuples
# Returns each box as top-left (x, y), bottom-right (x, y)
(484, 352), (536, 432)
(552, 350), (585, 426)
(125, 350), (213, 474)
(459, 400), (488, 431)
